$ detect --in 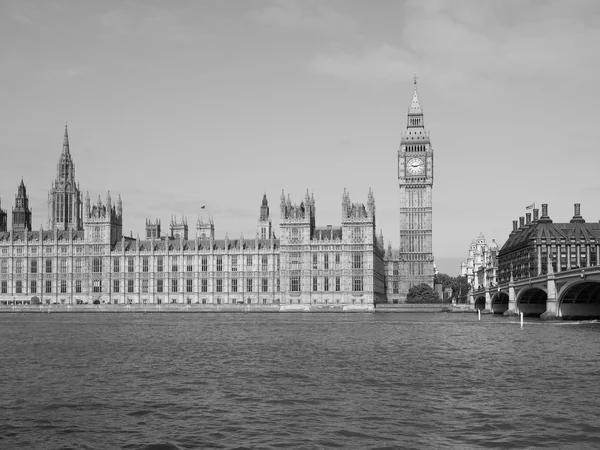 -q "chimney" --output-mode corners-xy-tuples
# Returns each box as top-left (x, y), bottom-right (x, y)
(519, 216), (525, 228)
(526, 213), (531, 225)
(538, 203), (552, 223)
(533, 208), (539, 222)
(512, 220), (518, 232)
(570, 202), (585, 223)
